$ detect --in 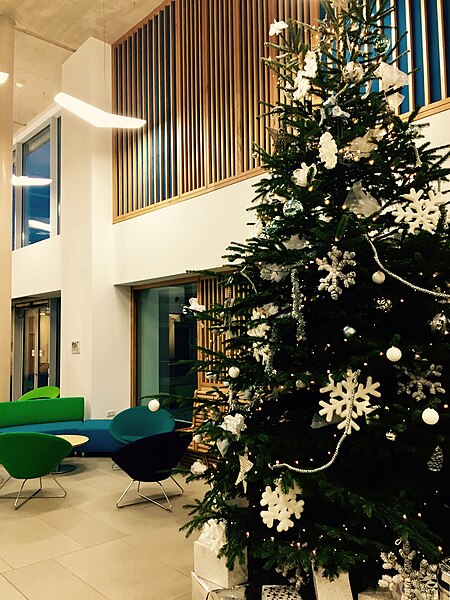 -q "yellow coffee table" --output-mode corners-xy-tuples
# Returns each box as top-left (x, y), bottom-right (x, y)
(53, 434), (89, 474)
